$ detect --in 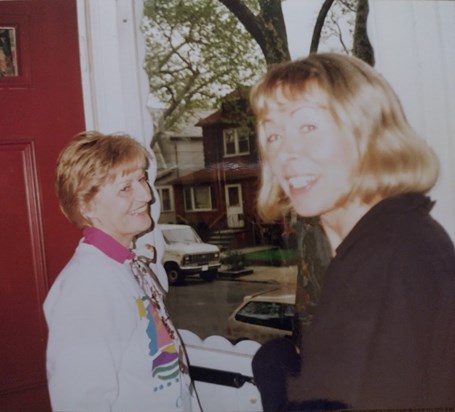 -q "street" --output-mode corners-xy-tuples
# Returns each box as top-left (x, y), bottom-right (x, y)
(166, 278), (275, 340)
